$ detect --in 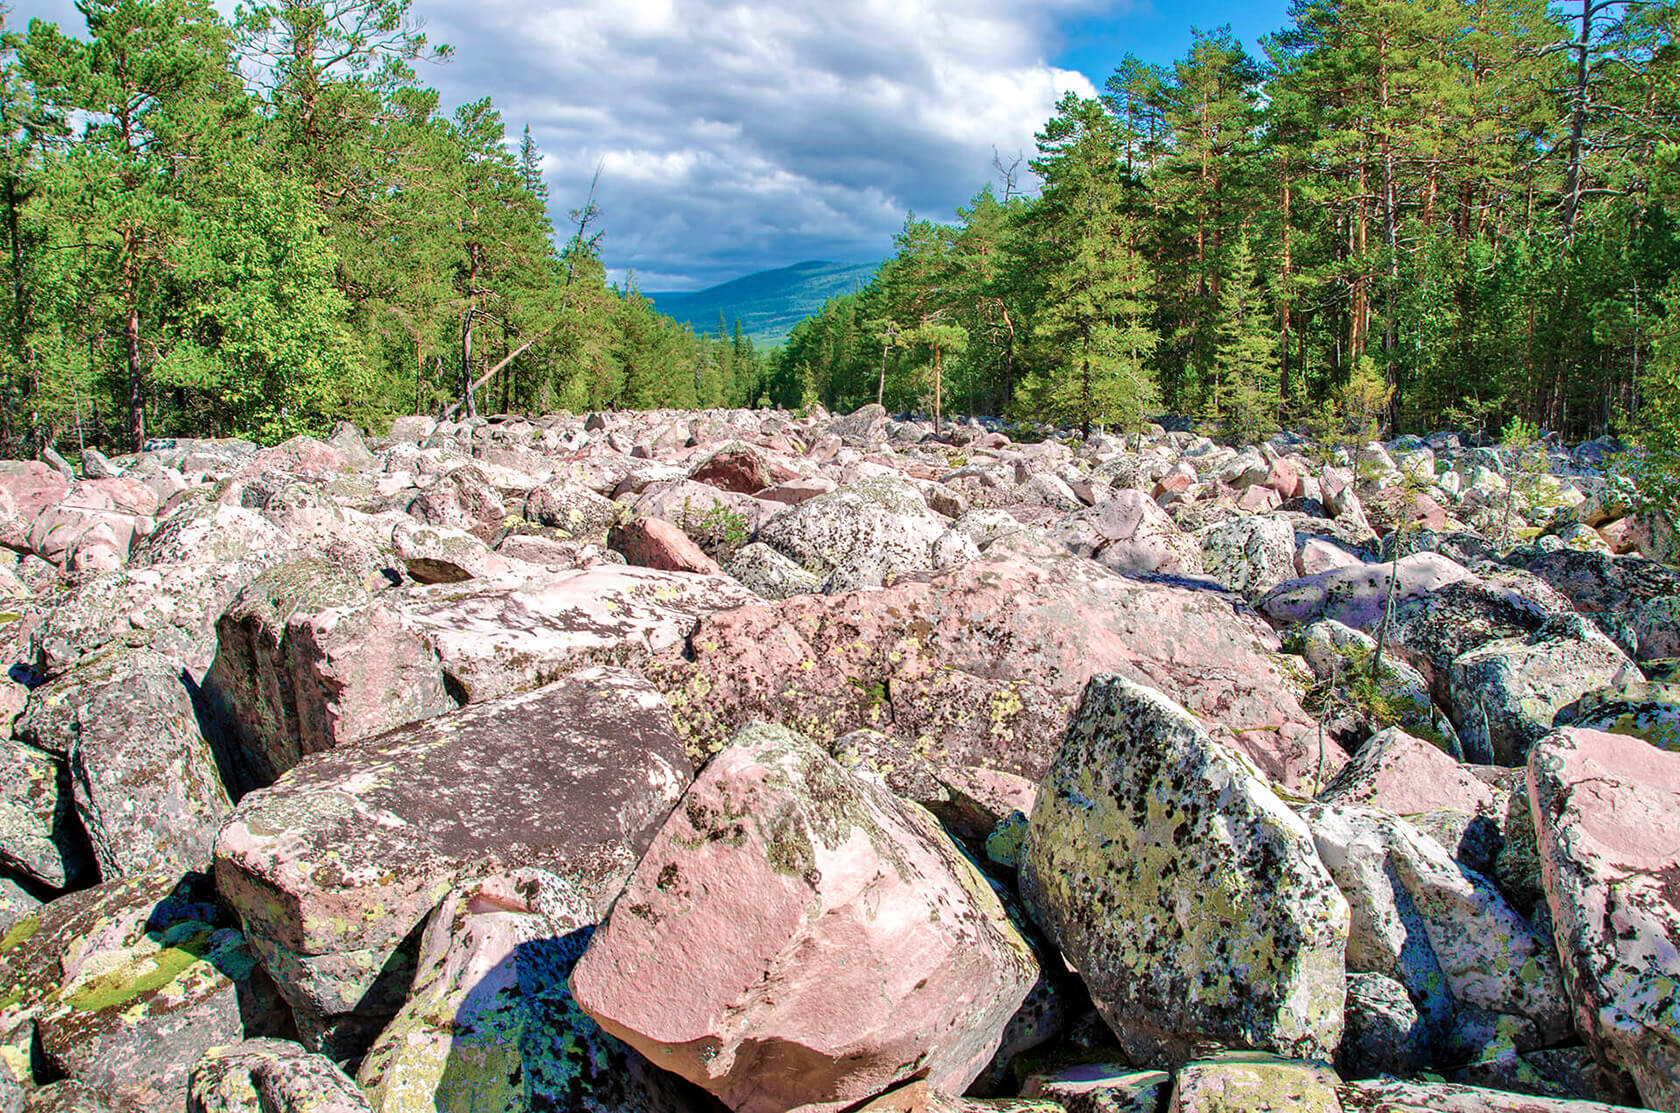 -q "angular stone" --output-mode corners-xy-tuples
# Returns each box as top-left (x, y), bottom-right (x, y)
(523, 479), (620, 540)
(214, 668), (690, 1056)
(1302, 804), (1569, 1059)
(1448, 614), (1633, 766)
(203, 560), (453, 790)
(610, 516), (723, 575)
(756, 475), (951, 592)
(1337, 1076), (1647, 1113)
(1340, 971), (1429, 1079)
(0, 738), (86, 891)
(0, 463), (69, 553)
(571, 724), (1039, 1113)
(15, 648), (230, 880)
(1318, 726), (1502, 820)
(724, 541), (824, 600)
(1020, 1065), (1170, 1113)
(1169, 1054), (1342, 1113)
(1258, 553), (1474, 631)
(357, 868), (711, 1113)
(408, 465), (507, 543)
(398, 565), (757, 704)
(651, 555), (1334, 791)
(689, 442), (775, 494)
(1020, 677), (1348, 1067)
(388, 518), (512, 584)
(188, 1038), (370, 1113)
(1051, 490), (1203, 578)
(1528, 728), (1680, 1111)
(0, 870), (285, 1111)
